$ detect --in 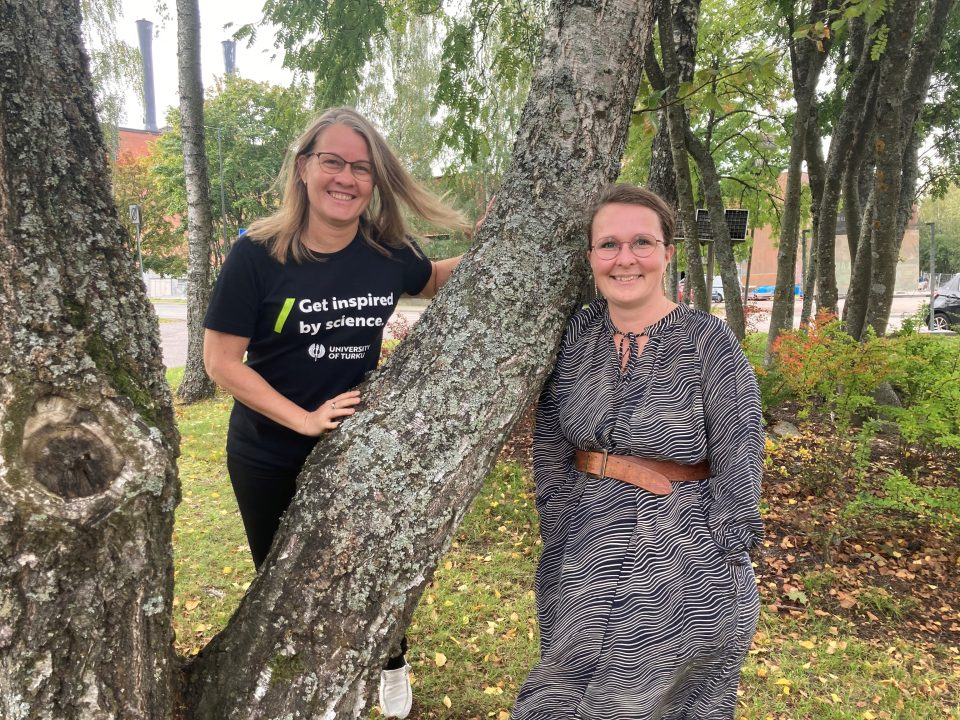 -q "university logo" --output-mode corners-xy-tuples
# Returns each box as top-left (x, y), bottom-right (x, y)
(308, 343), (326, 360)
